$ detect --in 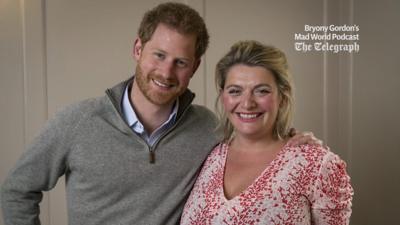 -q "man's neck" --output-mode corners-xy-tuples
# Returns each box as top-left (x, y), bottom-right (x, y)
(130, 81), (175, 134)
